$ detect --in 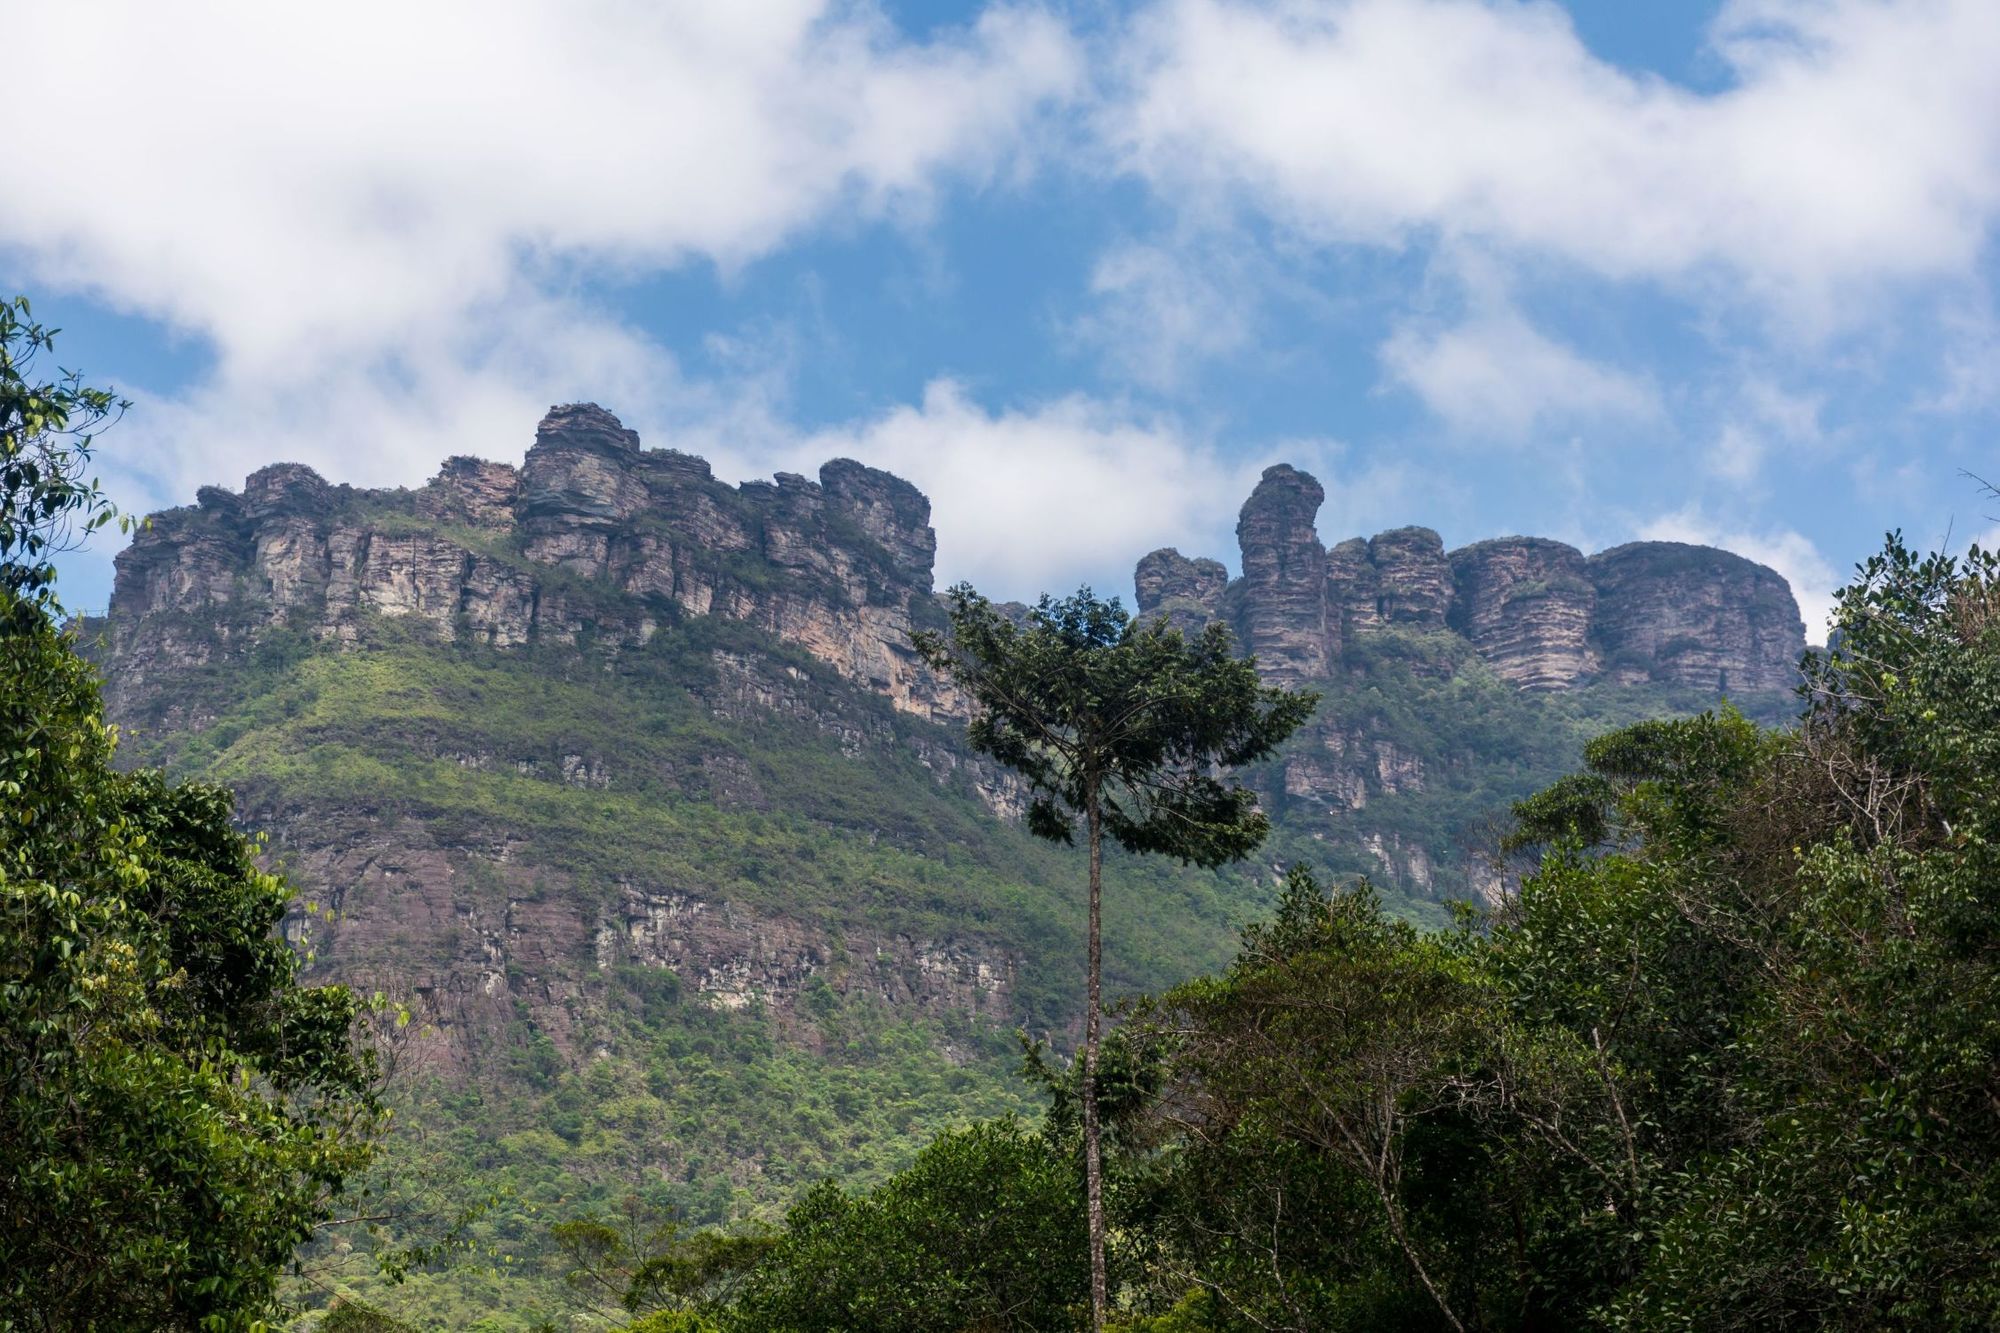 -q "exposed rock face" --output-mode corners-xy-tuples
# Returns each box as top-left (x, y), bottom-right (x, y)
(108, 403), (956, 721)
(1450, 538), (1600, 689)
(1325, 537), (1380, 635)
(1134, 547), (1228, 637)
(420, 457), (519, 528)
(1141, 466), (1806, 697)
(1282, 728), (1427, 813)
(1366, 527), (1452, 628)
(272, 820), (1016, 1070)
(820, 458), (936, 586)
(1233, 465), (1332, 683)
(1587, 542), (1805, 693)
(100, 424), (1818, 1059)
